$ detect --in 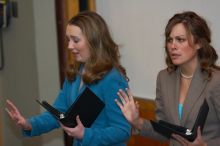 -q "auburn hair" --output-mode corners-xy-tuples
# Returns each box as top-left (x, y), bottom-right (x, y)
(164, 11), (220, 79)
(66, 11), (128, 83)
